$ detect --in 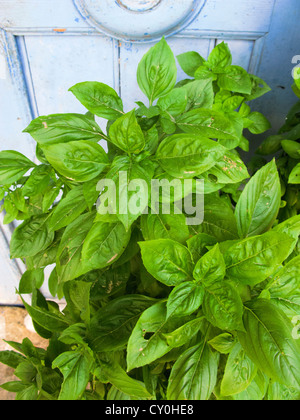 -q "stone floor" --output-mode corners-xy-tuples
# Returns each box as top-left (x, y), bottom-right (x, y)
(0, 306), (48, 400)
